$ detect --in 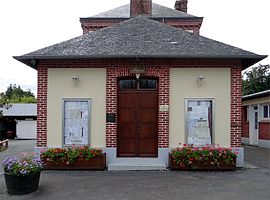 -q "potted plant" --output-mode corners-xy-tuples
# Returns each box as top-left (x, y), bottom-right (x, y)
(41, 146), (106, 170)
(169, 144), (237, 171)
(1, 153), (43, 195)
